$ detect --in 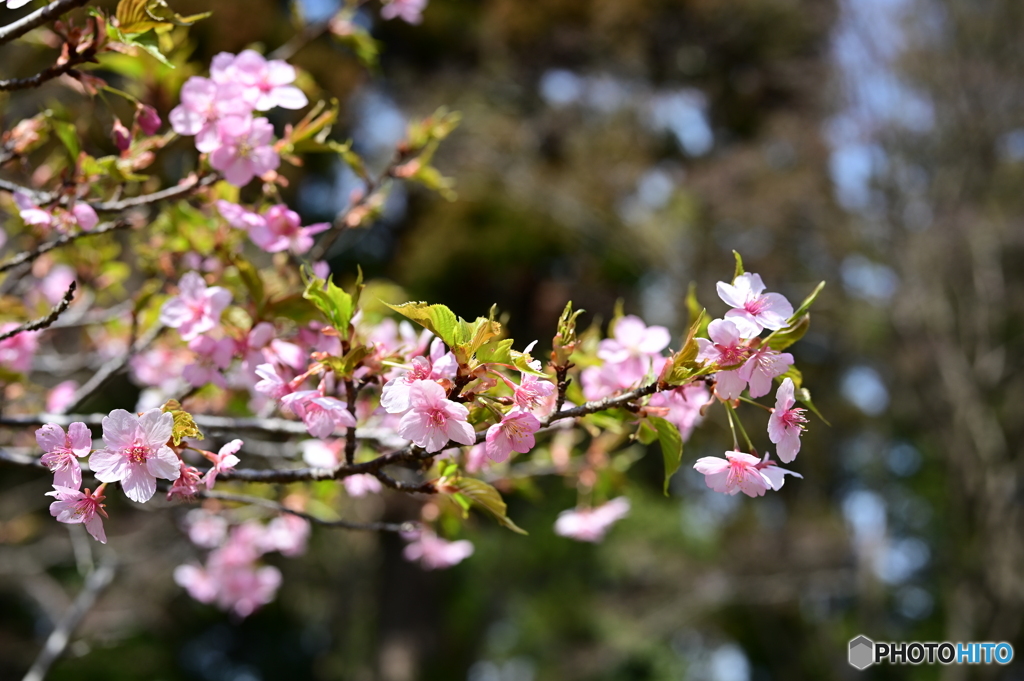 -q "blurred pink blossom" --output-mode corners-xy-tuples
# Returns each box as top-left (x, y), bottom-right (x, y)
(554, 497), (630, 543)
(402, 530), (474, 569)
(159, 272), (231, 341)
